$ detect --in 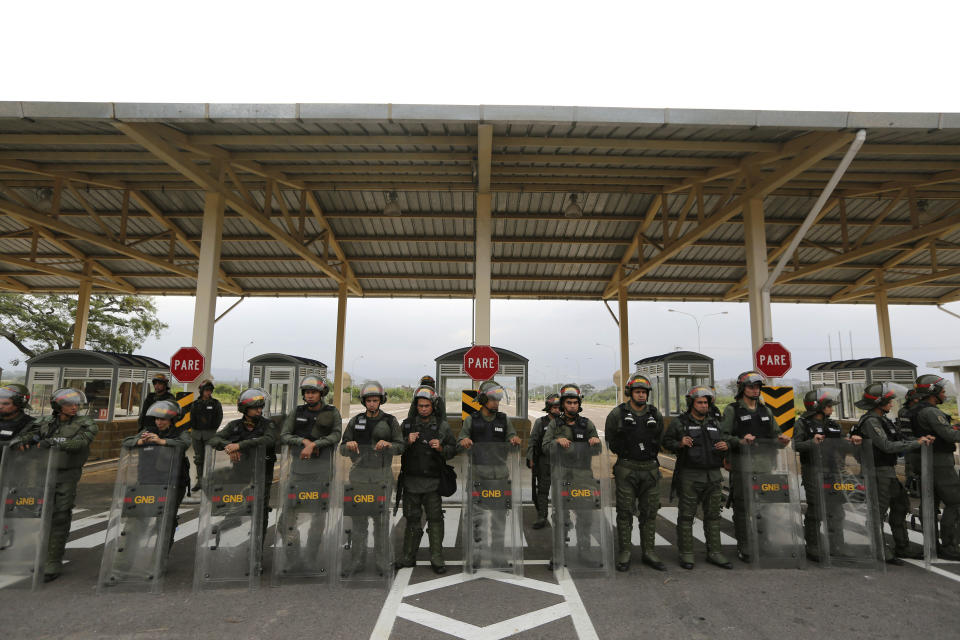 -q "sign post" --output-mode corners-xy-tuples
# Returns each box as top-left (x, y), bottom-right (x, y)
(170, 346), (205, 384)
